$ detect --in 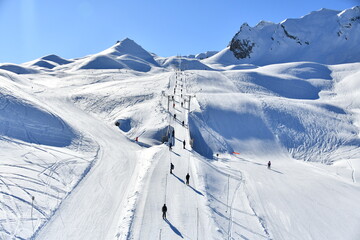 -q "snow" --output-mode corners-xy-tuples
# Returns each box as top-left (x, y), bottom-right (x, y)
(73, 38), (160, 72)
(0, 64), (39, 74)
(1, 6), (360, 239)
(206, 6), (360, 67)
